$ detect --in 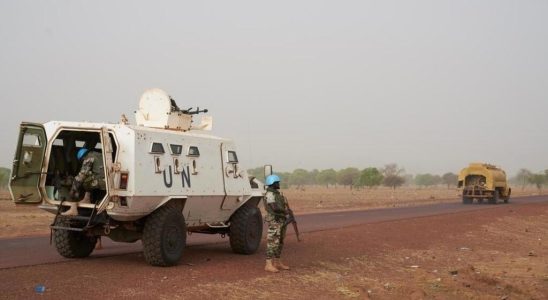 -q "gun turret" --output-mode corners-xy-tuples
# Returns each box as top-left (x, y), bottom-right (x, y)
(182, 107), (209, 115)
